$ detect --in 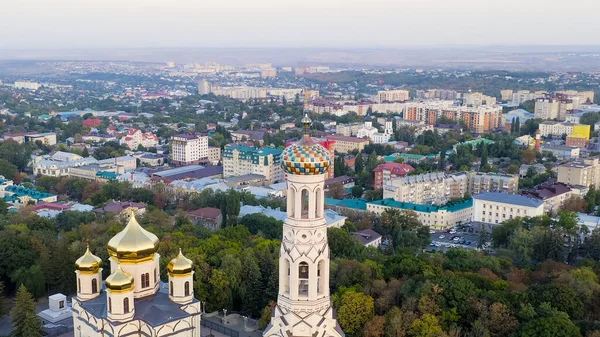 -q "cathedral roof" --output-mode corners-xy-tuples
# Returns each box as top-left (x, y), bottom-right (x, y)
(78, 284), (199, 327)
(105, 265), (134, 291)
(75, 244), (102, 273)
(107, 209), (159, 262)
(281, 114), (331, 176)
(167, 248), (193, 276)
